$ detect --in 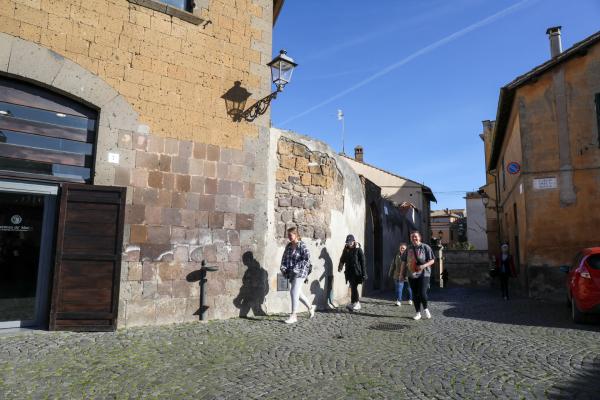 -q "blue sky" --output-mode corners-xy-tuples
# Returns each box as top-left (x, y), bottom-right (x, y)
(271, 0), (600, 210)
